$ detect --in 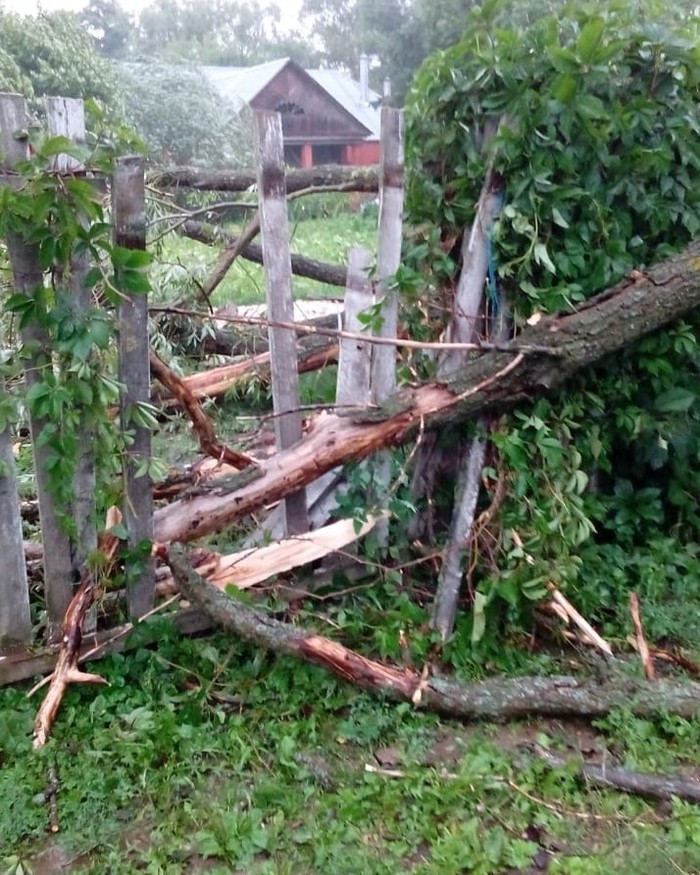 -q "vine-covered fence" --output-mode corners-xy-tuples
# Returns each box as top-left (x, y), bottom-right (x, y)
(0, 92), (153, 655)
(0, 91), (403, 684)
